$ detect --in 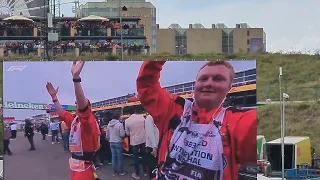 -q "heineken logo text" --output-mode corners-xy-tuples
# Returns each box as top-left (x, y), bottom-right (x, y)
(3, 101), (50, 110)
